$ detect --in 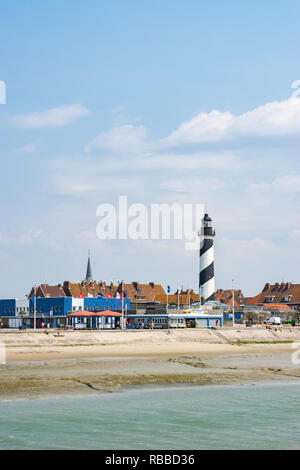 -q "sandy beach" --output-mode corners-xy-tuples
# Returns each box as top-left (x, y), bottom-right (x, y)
(1, 327), (300, 400)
